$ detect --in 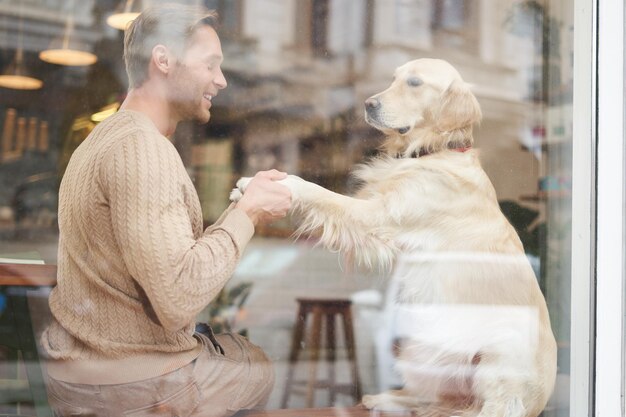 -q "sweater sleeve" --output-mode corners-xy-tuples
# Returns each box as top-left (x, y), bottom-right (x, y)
(101, 131), (254, 332)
